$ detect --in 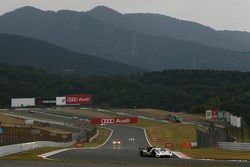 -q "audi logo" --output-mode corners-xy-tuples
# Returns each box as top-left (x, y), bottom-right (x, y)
(101, 118), (115, 124)
(67, 97), (79, 102)
(67, 97), (91, 102)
